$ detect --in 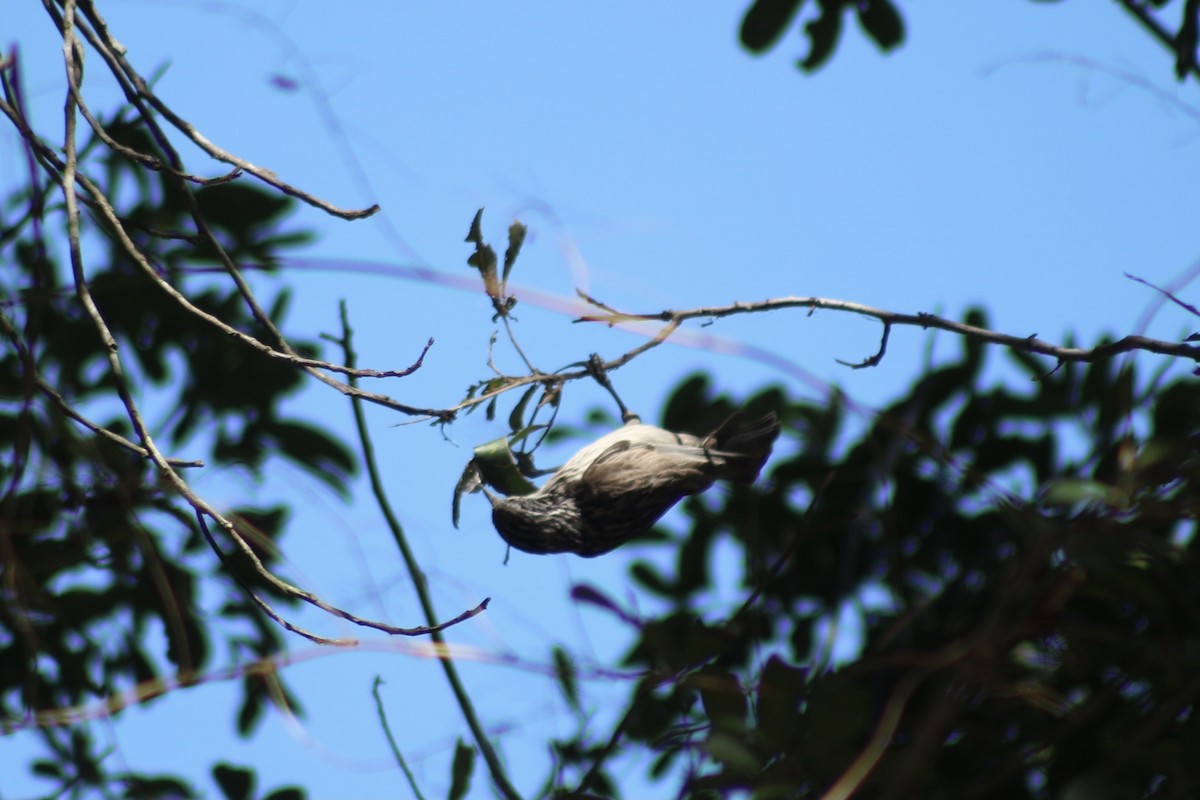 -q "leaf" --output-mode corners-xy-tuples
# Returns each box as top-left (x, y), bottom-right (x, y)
(705, 730), (762, 775)
(799, 0), (843, 72)
(465, 209), (500, 300)
(212, 764), (254, 800)
(242, 416), (356, 494)
(508, 385), (539, 433)
(452, 460), (481, 528)
(464, 208), (485, 247)
(756, 656), (807, 751)
(503, 221), (527, 283)
(263, 790), (305, 800)
(661, 372), (713, 432)
(856, 0), (904, 50)
(471, 436), (539, 496)
(571, 583), (628, 619)
(1041, 478), (1129, 509)
(237, 676), (265, 736)
(552, 645), (581, 712)
(448, 739), (476, 800)
(631, 560), (676, 596)
(691, 668), (748, 729)
(740, 0), (806, 53)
